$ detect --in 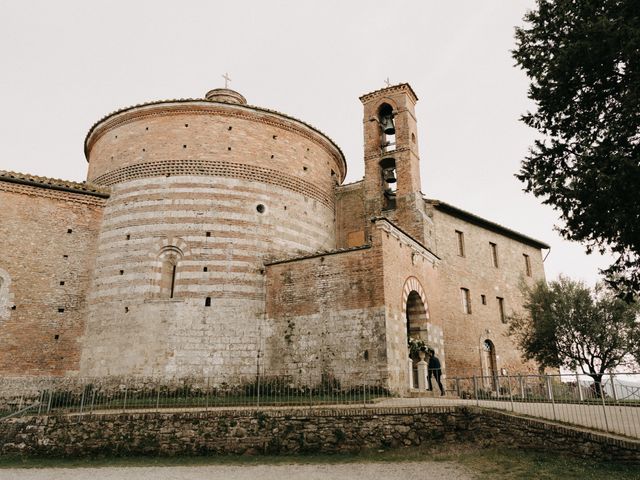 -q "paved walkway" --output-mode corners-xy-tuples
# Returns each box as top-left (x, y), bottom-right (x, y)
(0, 461), (475, 480)
(374, 396), (640, 439)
